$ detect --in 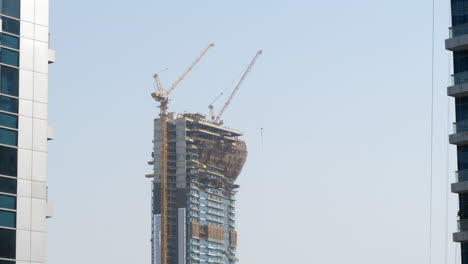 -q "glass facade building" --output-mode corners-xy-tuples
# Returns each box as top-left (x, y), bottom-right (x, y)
(0, 0), (54, 263)
(149, 113), (247, 264)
